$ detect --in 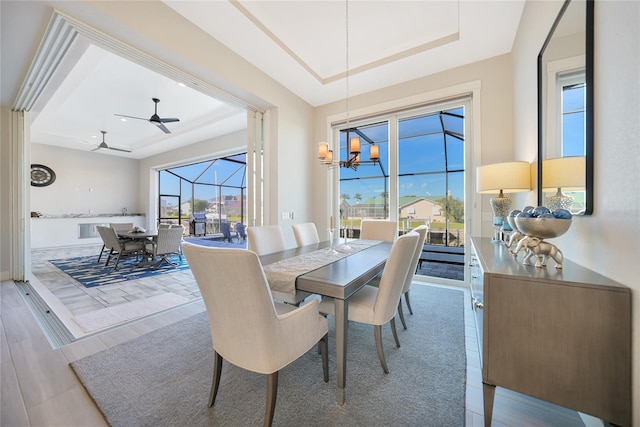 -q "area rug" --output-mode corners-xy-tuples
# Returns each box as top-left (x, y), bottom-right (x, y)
(49, 255), (190, 288)
(71, 293), (191, 333)
(71, 285), (466, 426)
